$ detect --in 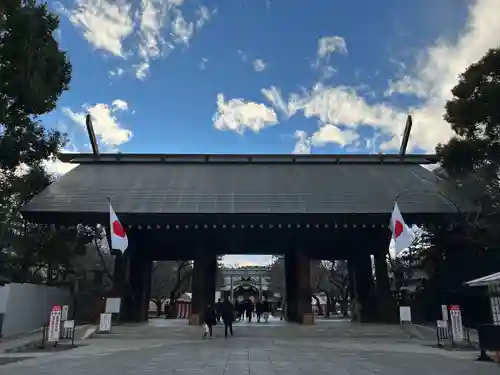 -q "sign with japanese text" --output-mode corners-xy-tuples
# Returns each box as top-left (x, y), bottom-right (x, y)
(47, 305), (62, 342)
(99, 313), (112, 333)
(449, 305), (464, 341)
